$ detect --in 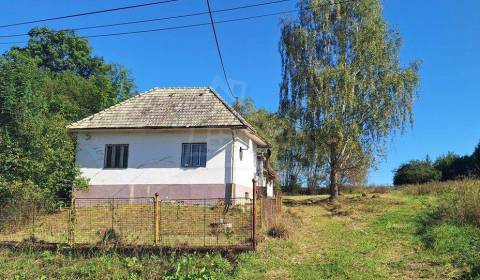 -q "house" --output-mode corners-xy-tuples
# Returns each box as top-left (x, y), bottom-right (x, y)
(67, 87), (275, 200)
